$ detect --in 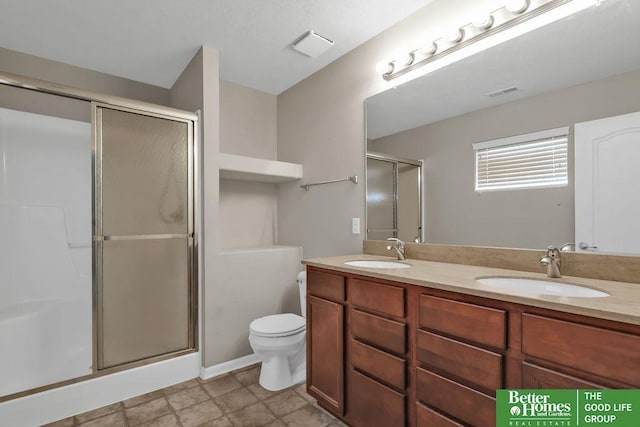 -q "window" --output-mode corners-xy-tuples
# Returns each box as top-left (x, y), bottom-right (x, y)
(473, 127), (569, 192)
